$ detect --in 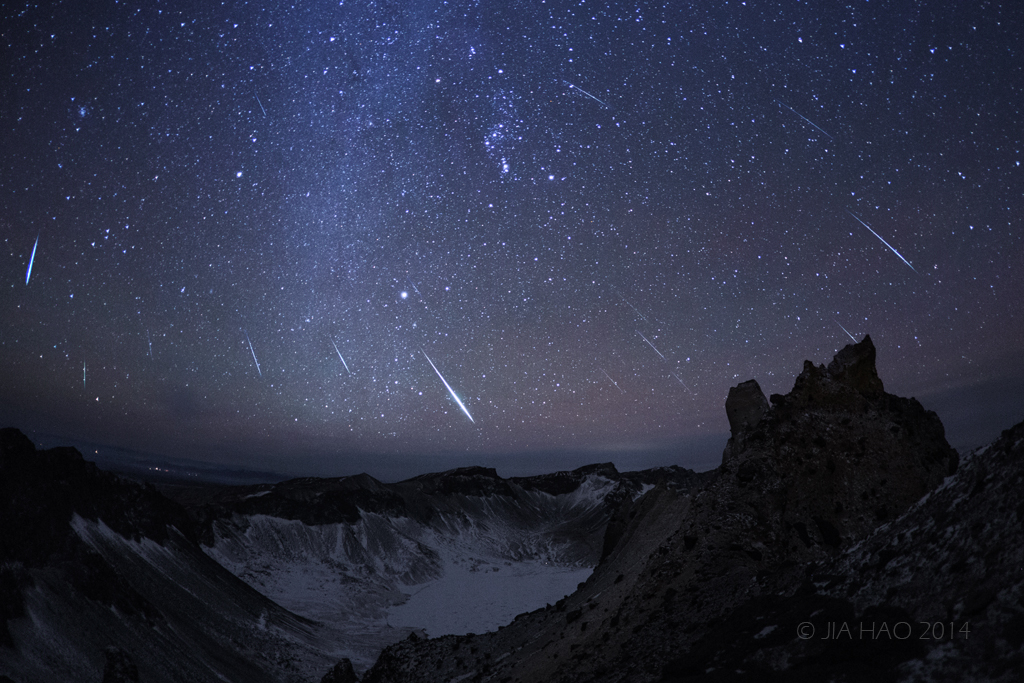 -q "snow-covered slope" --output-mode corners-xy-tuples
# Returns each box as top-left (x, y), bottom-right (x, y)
(183, 465), (705, 669)
(0, 426), (706, 680)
